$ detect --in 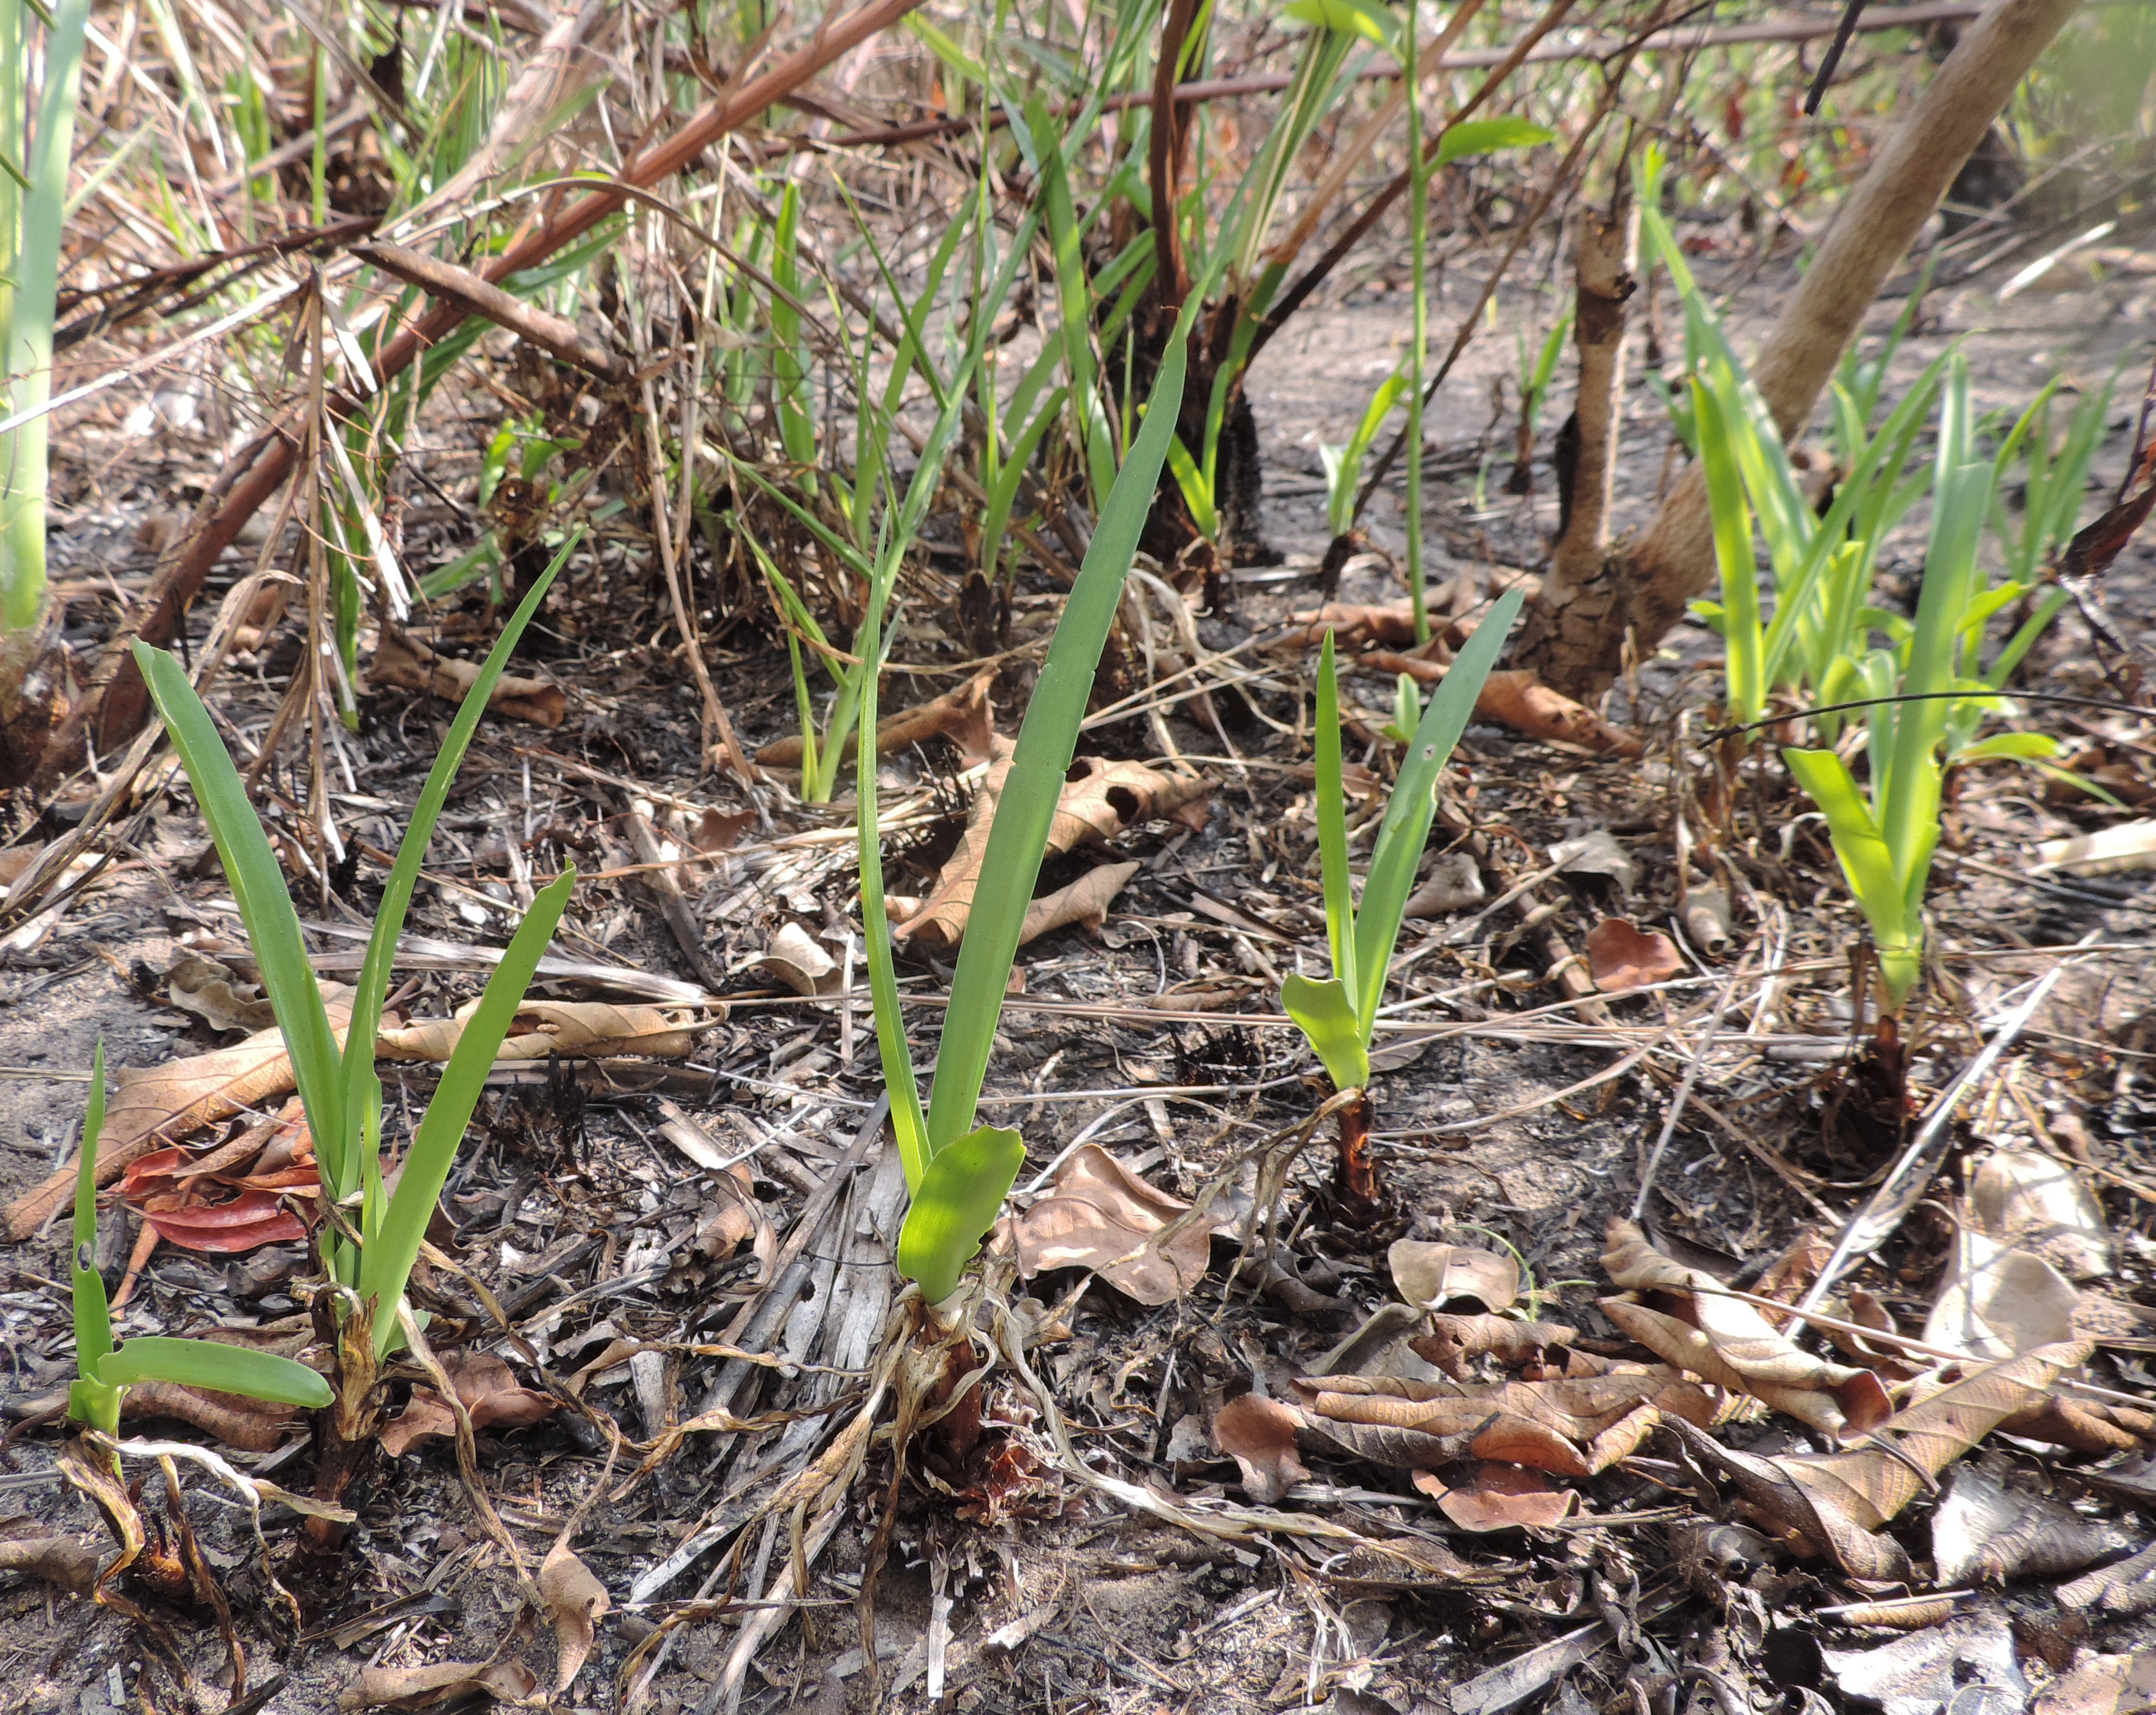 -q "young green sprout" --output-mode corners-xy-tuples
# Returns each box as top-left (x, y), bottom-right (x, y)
(69, 1041), (331, 1449)
(1280, 586), (1522, 1201)
(132, 544), (579, 1361)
